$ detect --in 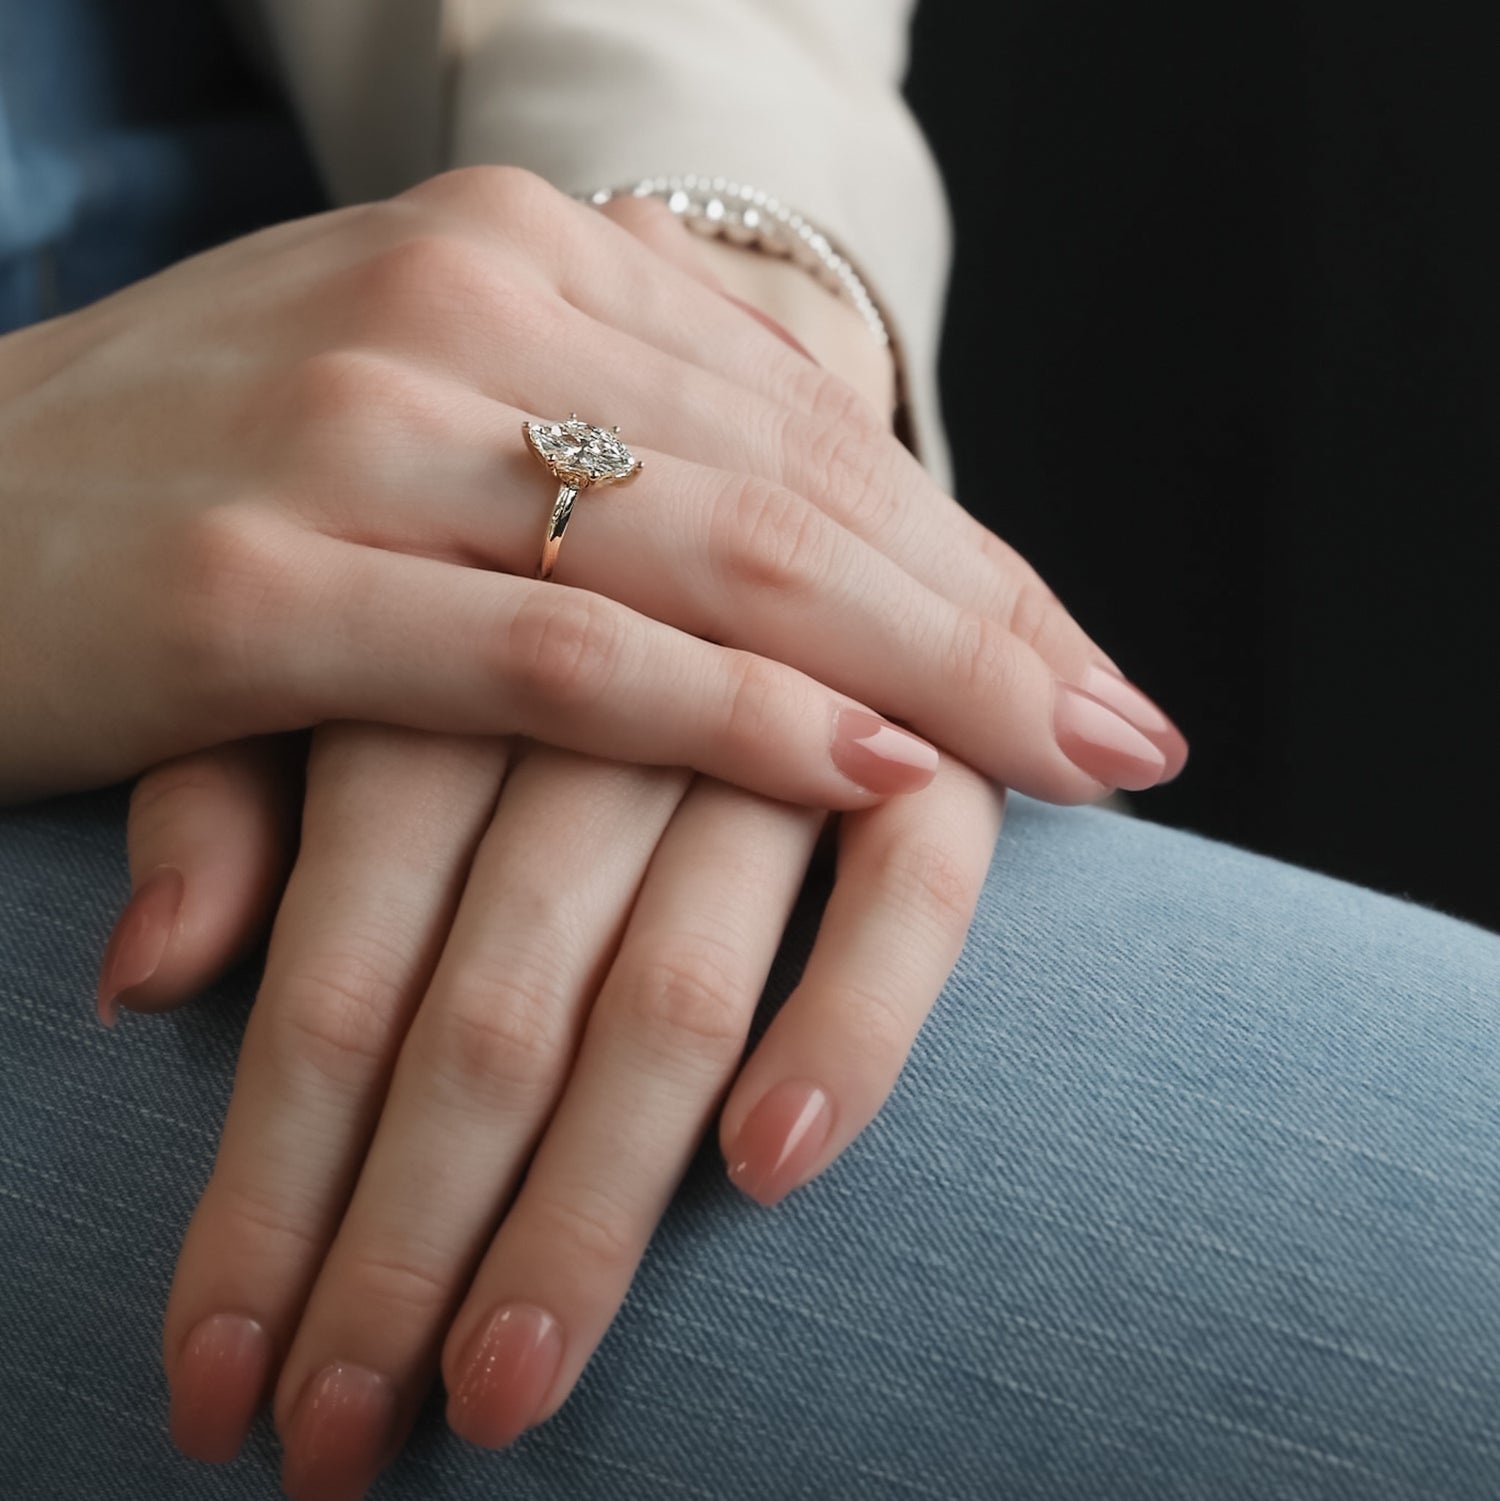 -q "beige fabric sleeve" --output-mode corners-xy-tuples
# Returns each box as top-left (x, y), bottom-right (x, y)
(240, 0), (954, 486)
